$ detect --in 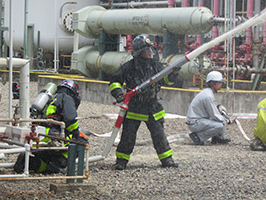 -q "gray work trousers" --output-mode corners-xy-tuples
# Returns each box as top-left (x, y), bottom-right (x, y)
(187, 118), (226, 142)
